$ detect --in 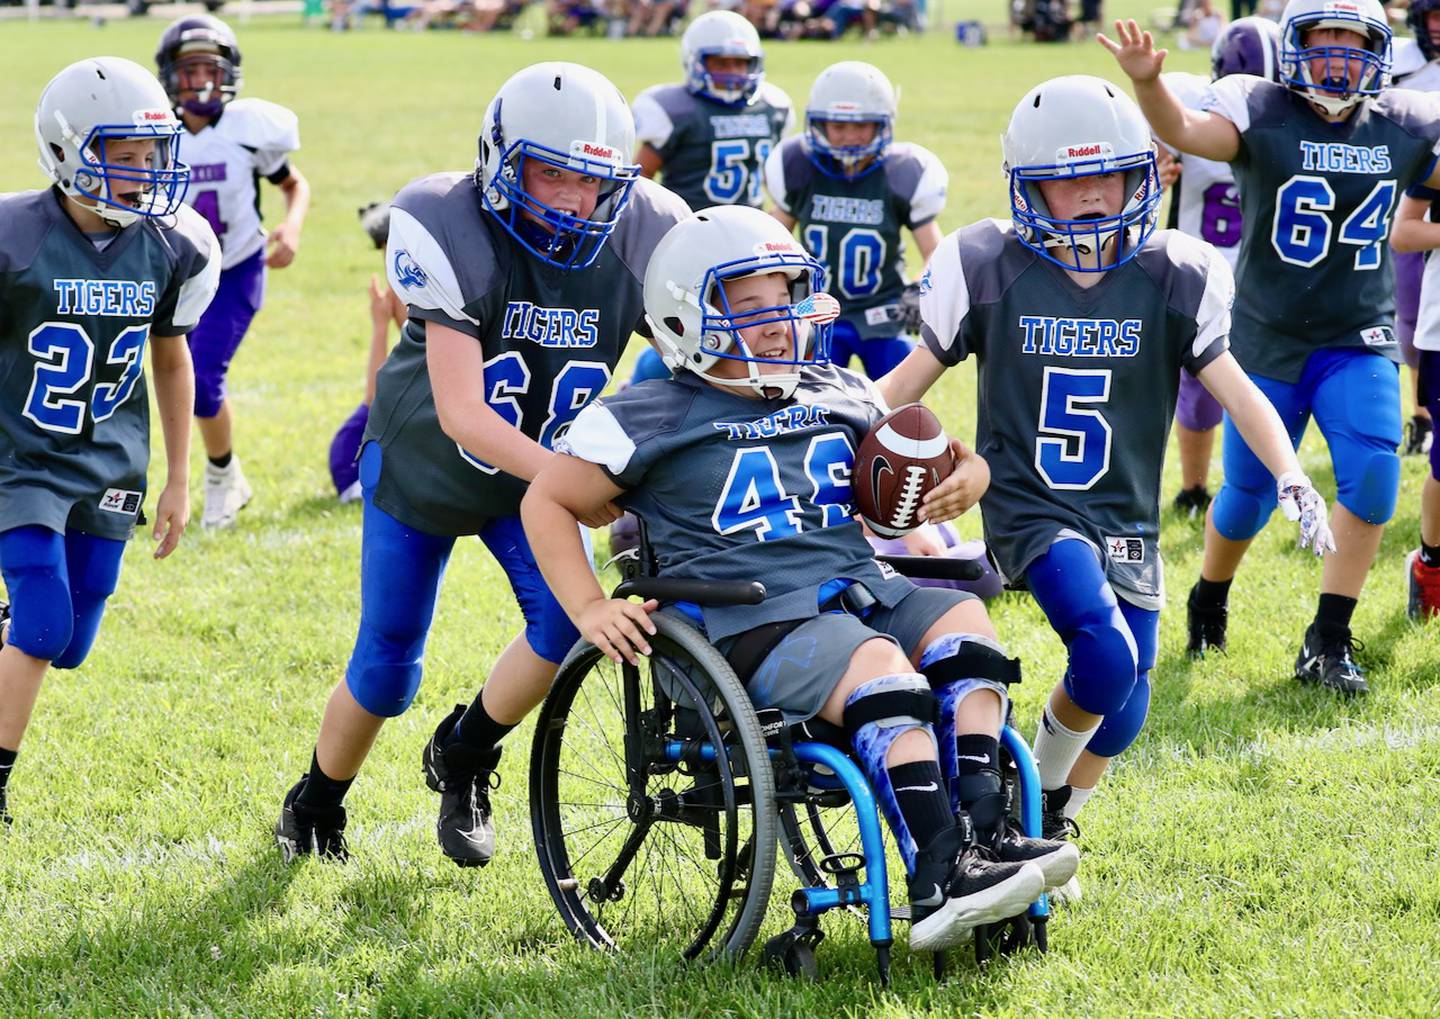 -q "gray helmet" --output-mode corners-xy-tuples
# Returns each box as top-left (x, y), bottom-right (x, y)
(476, 62), (640, 270)
(35, 56), (189, 228)
(805, 61), (898, 180)
(680, 11), (765, 106)
(644, 205), (838, 400)
(1278, 0), (1391, 115)
(1001, 75), (1161, 273)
